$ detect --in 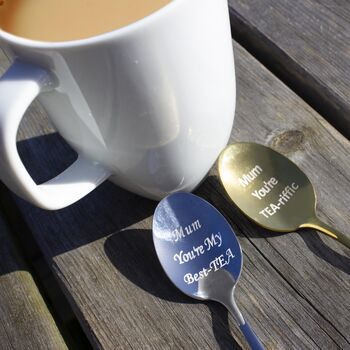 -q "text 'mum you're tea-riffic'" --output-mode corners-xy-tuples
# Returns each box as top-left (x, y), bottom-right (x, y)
(238, 165), (300, 218)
